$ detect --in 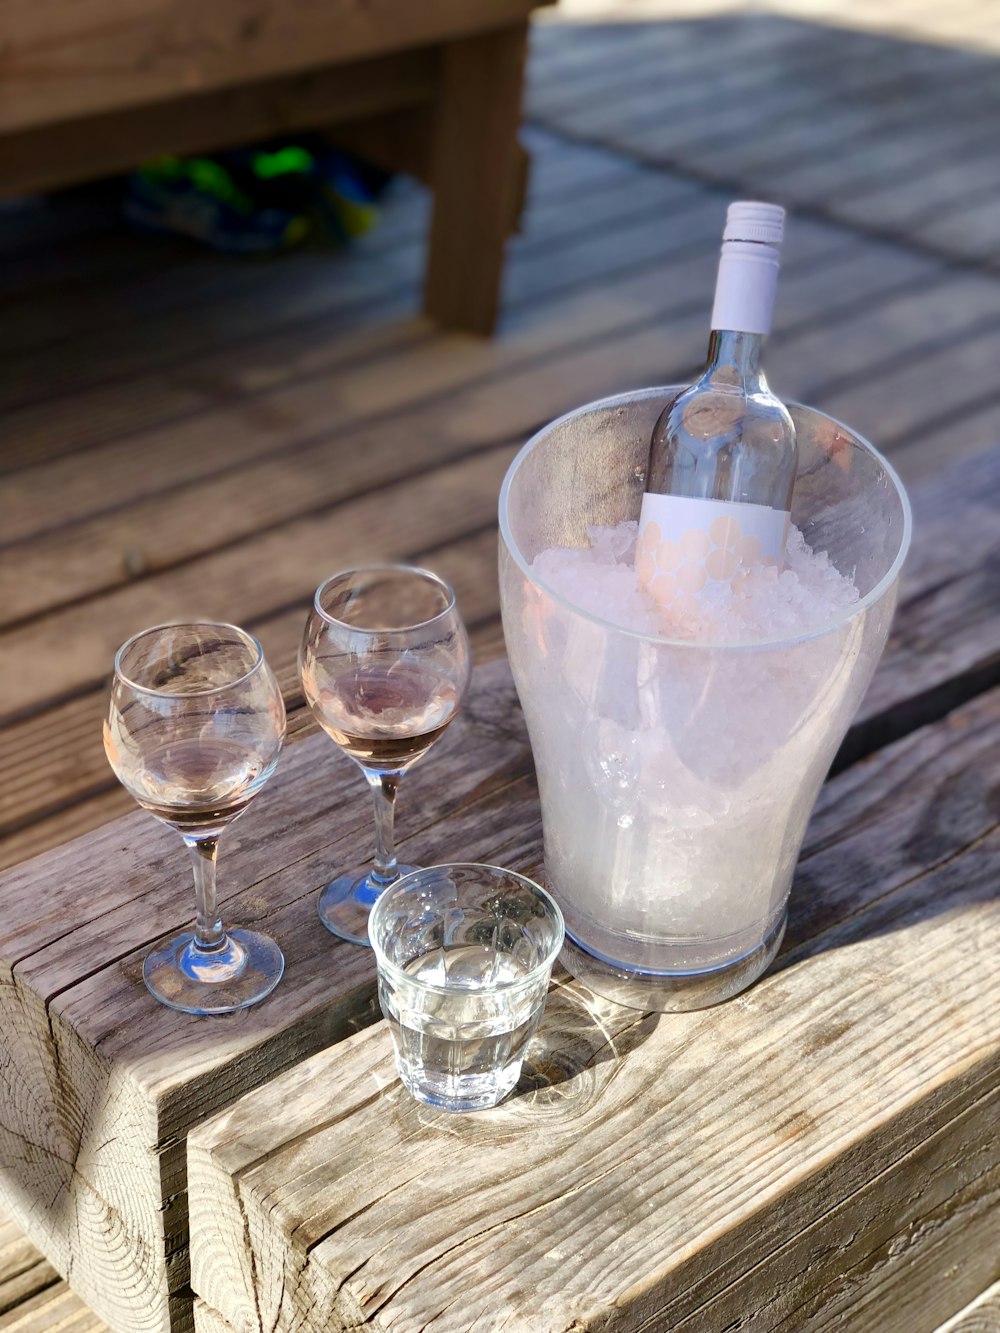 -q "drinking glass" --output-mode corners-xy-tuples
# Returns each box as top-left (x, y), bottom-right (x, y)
(369, 864), (565, 1111)
(299, 565), (472, 945)
(103, 622), (287, 1015)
